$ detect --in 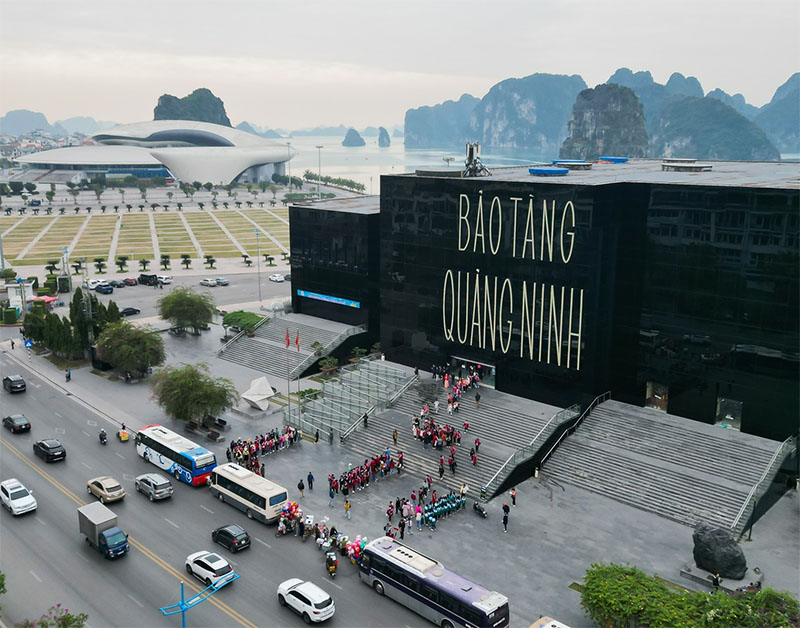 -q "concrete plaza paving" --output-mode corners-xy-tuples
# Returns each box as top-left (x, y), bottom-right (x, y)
(1, 316), (798, 627)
